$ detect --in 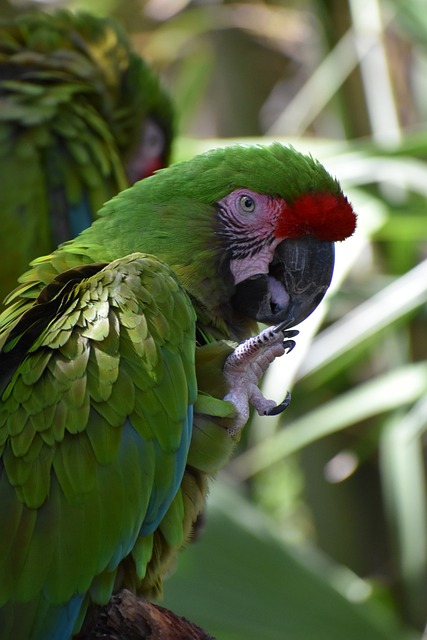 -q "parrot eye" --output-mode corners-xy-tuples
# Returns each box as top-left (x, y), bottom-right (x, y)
(238, 194), (256, 213)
